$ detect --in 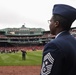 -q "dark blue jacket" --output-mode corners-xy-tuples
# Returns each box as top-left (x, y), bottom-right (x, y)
(40, 31), (76, 75)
